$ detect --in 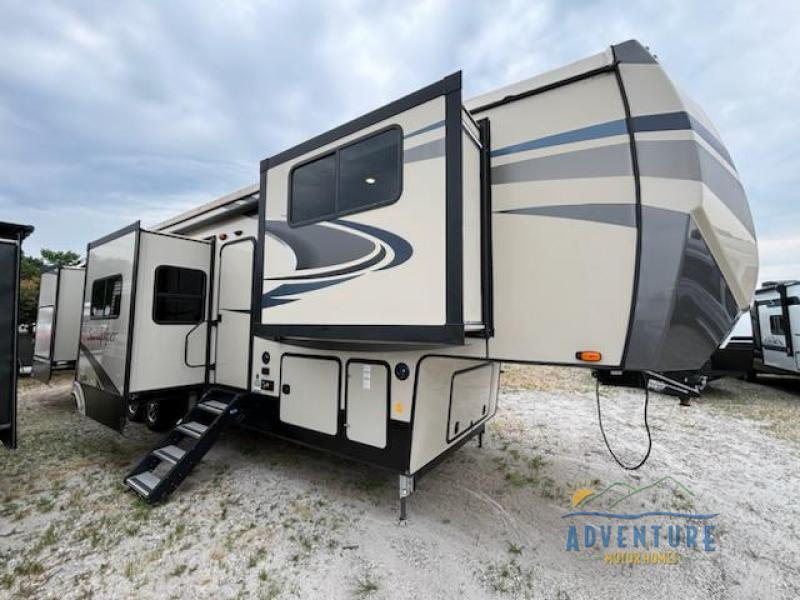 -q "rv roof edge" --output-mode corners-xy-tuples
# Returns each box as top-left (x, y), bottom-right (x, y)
(87, 221), (140, 250)
(153, 183), (259, 232)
